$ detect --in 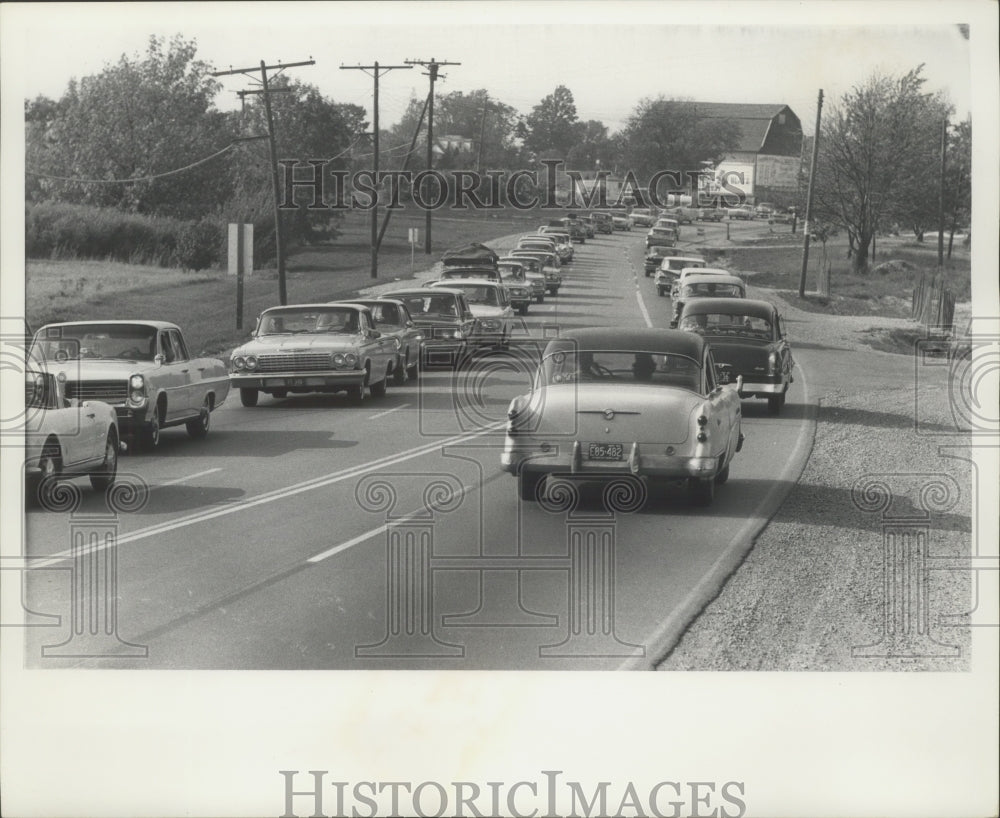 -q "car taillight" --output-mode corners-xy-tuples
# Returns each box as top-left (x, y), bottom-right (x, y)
(767, 351), (779, 375)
